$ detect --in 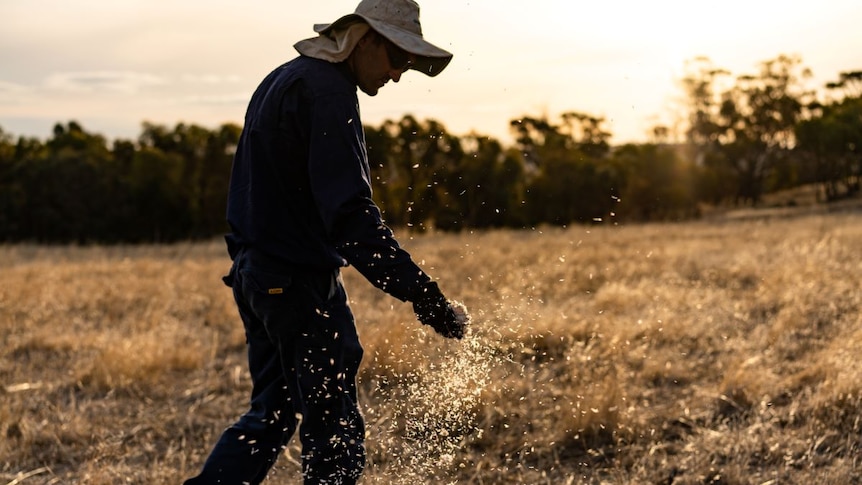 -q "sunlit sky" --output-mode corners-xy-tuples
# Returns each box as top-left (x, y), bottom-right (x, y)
(2, 1), (861, 145)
